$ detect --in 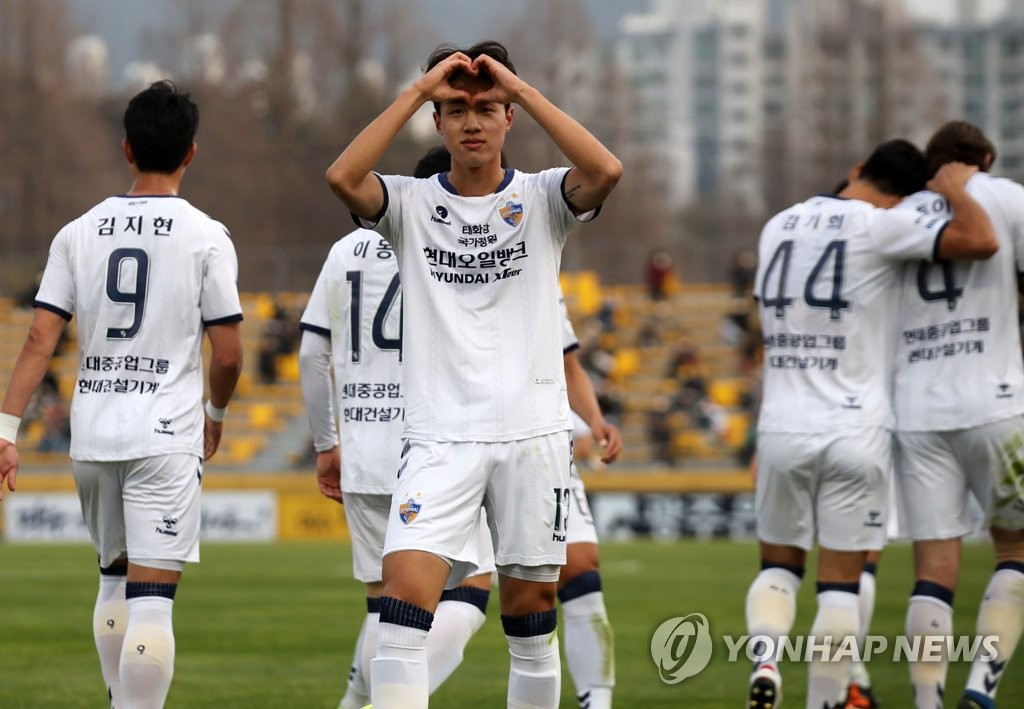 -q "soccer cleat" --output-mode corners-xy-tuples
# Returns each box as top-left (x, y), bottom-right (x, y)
(956, 690), (995, 709)
(748, 664), (782, 708)
(844, 682), (880, 709)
